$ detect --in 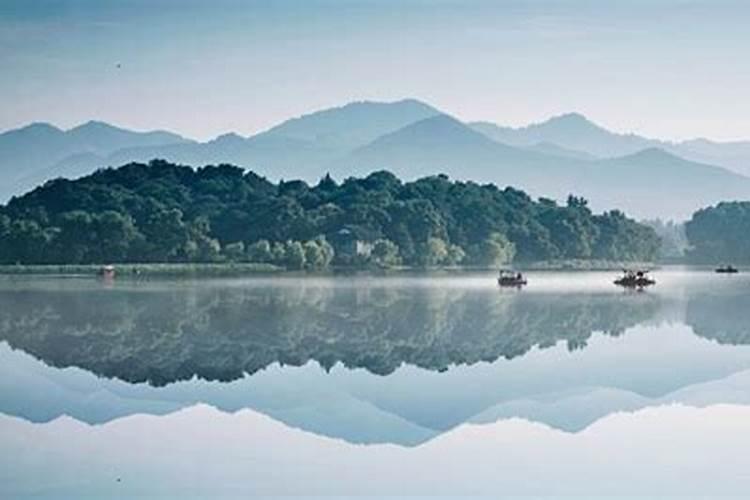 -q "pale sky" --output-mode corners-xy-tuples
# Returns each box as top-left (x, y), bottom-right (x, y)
(1, 0), (749, 141)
